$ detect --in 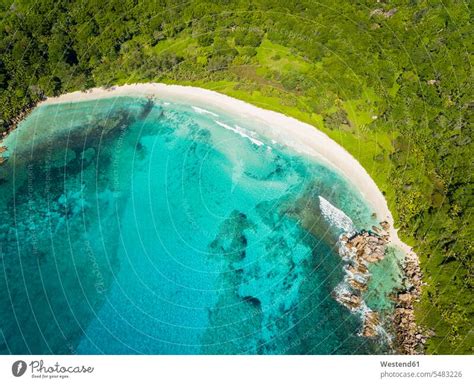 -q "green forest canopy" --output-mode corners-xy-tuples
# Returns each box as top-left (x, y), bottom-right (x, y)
(0, 0), (472, 354)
